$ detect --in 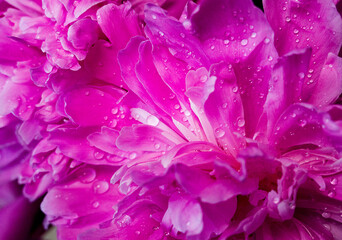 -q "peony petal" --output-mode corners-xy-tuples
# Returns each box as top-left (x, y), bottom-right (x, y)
(96, 3), (142, 50)
(256, 48), (311, 141)
(263, 0), (342, 100)
(191, 0), (274, 63)
(309, 53), (342, 107)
